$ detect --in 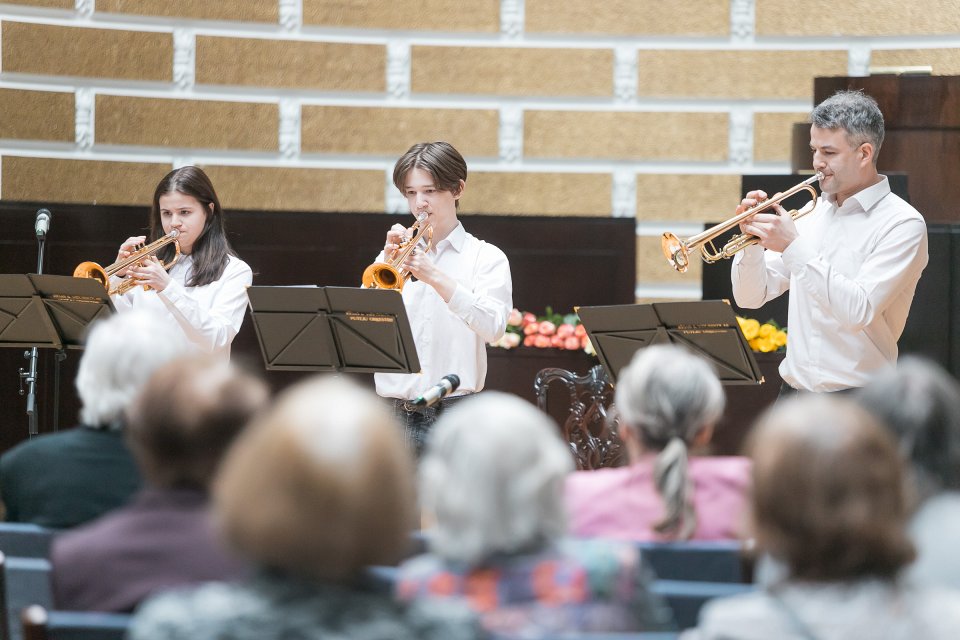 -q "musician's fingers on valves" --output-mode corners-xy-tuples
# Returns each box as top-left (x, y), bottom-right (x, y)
(116, 236), (147, 276)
